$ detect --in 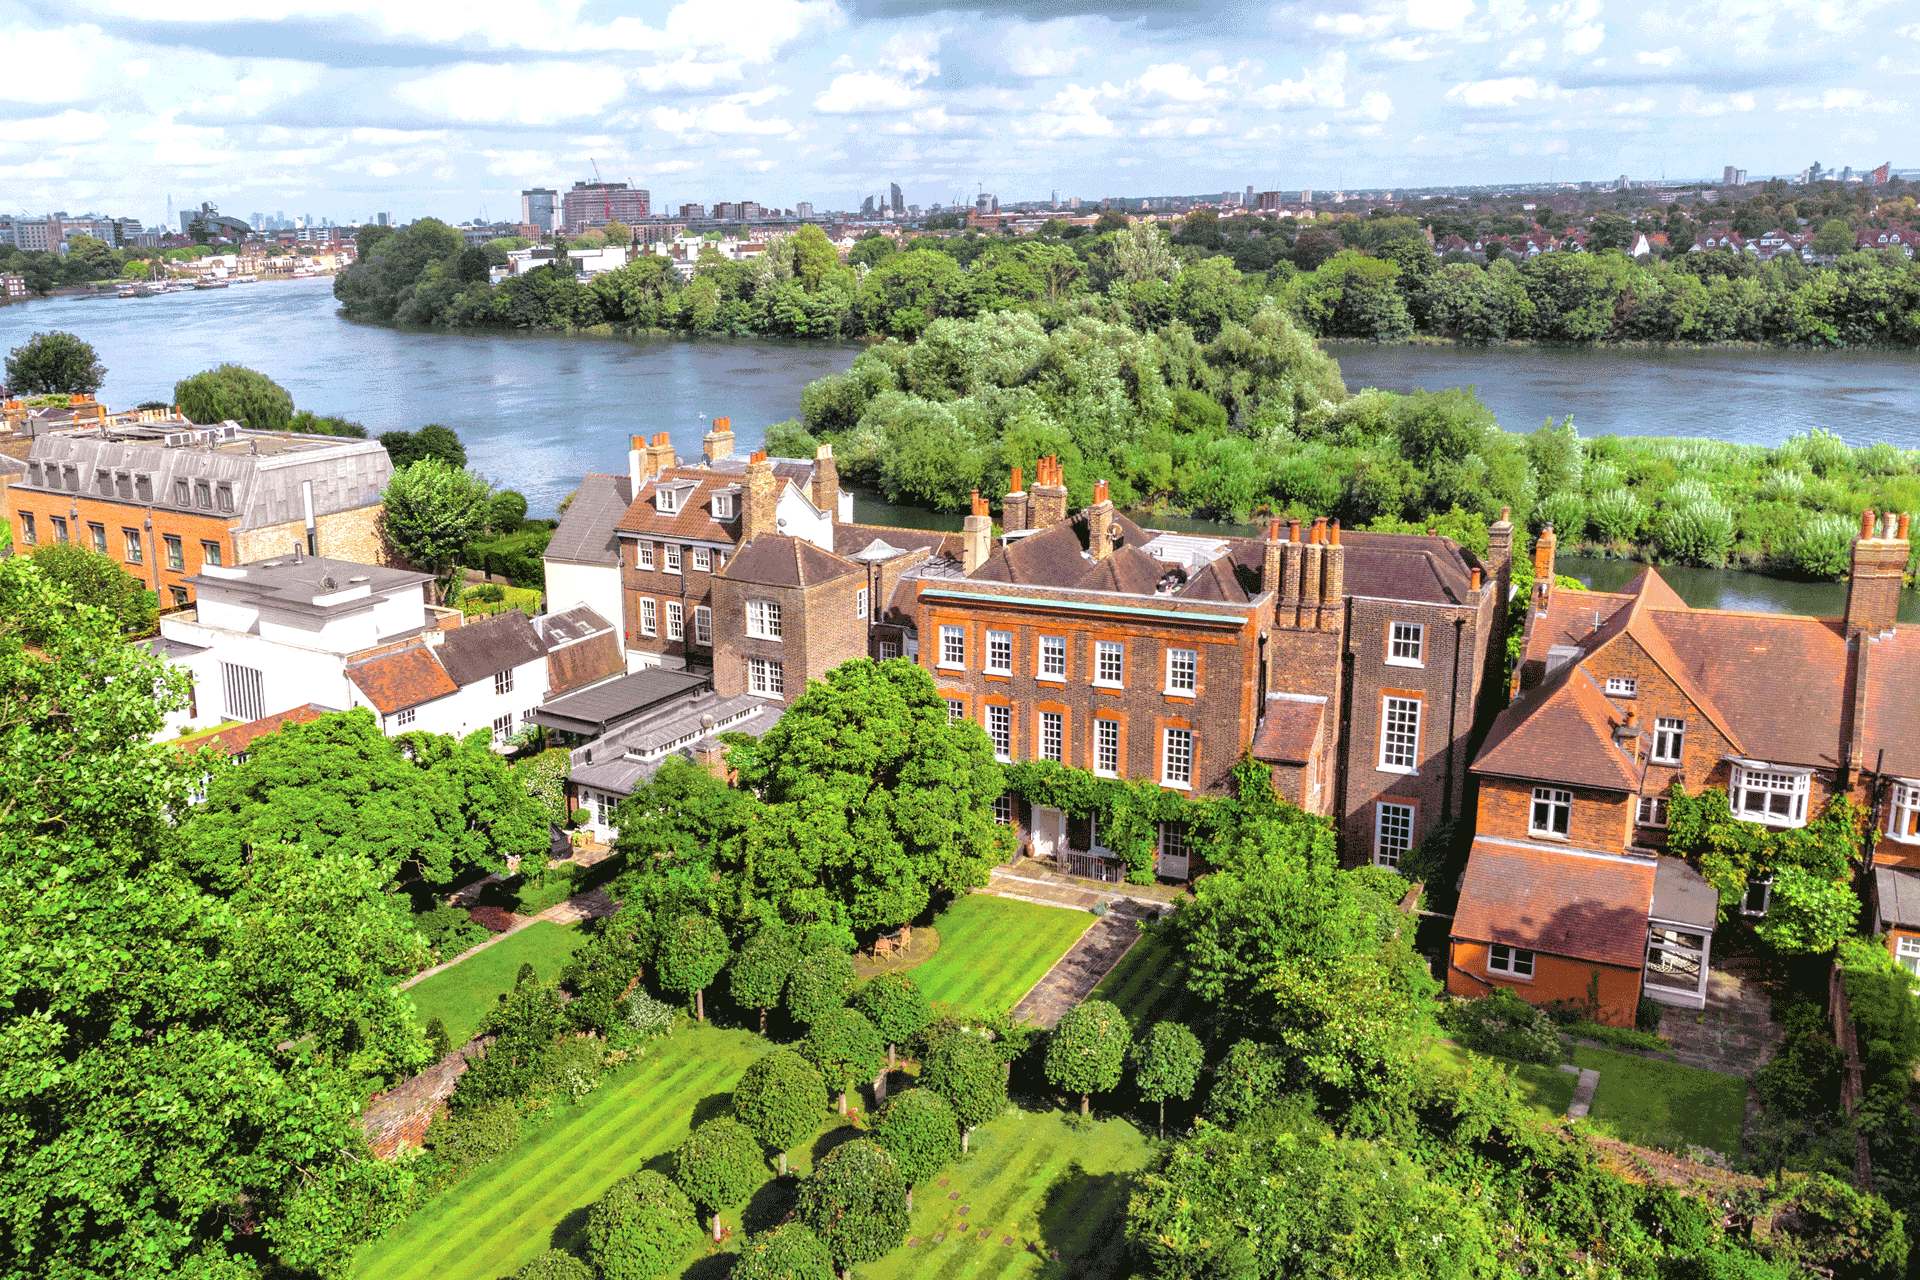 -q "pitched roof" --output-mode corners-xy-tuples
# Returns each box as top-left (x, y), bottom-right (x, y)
(1337, 530), (1478, 604)
(536, 605), (614, 646)
(1645, 609), (1848, 767)
(546, 630), (624, 698)
(1863, 625), (1920, 779)
(1453, 837), (1657, 968)
(182, 703), (333, 756)
(1473, 662), (1641, 791)
(545, 473), (632, 566)
(348, 645), (458, 714)
(722, 534), (860, 588)
(615, 467), (743, 544)
(830, 522), (954, 561)
(435, 609), (549, 688)
(1250, 695), (1325, 764)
